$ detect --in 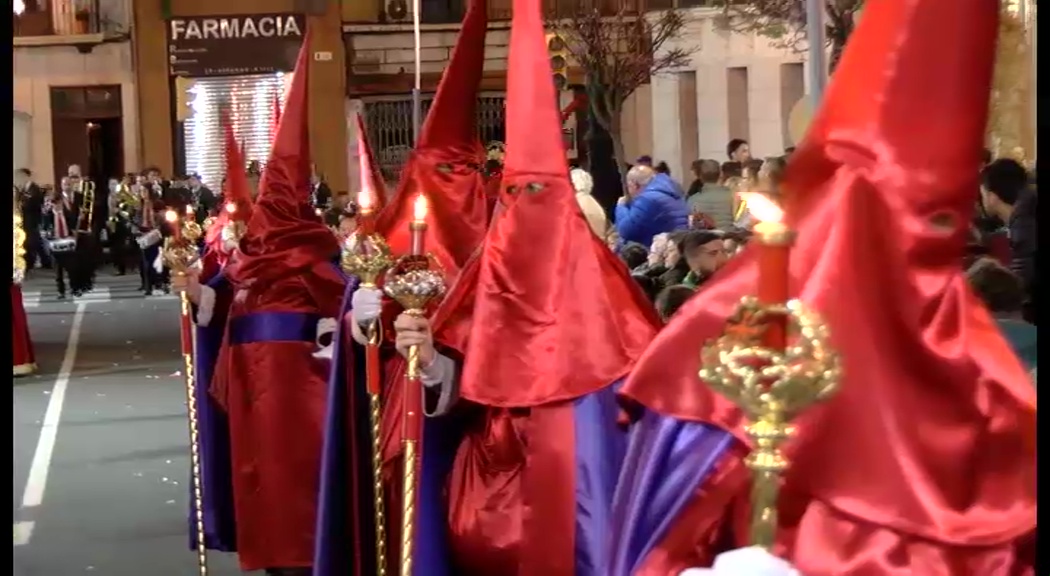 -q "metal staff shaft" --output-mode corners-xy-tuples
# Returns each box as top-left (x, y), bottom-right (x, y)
(180, 290), (209, 575)
(364, 321), (389, 576)
(399, 341), (424, 576)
